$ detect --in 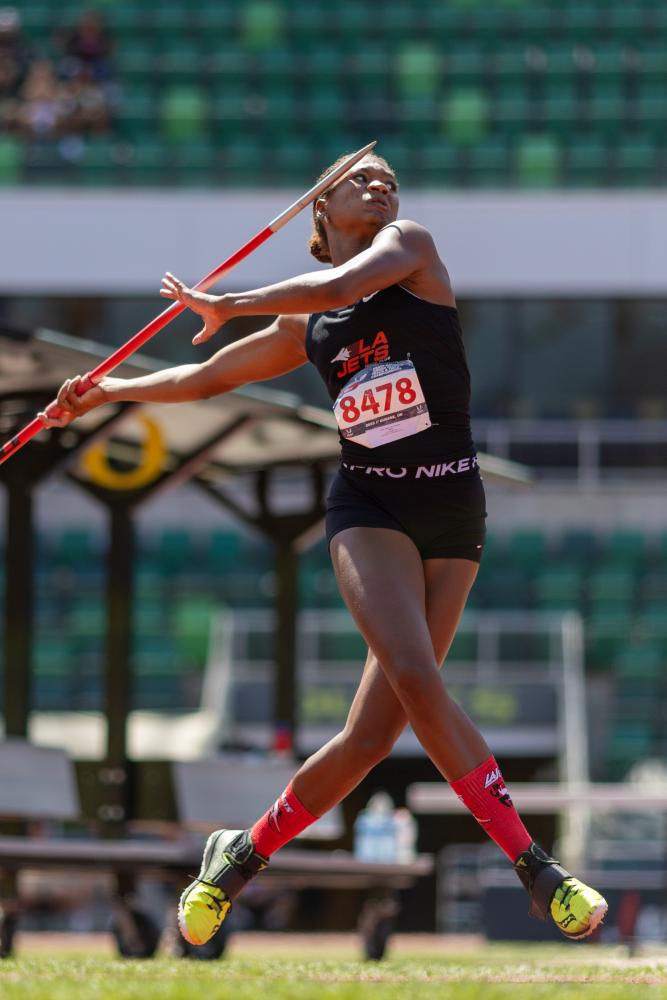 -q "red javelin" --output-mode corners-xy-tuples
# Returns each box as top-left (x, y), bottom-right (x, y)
(0, 141), (376, 467)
